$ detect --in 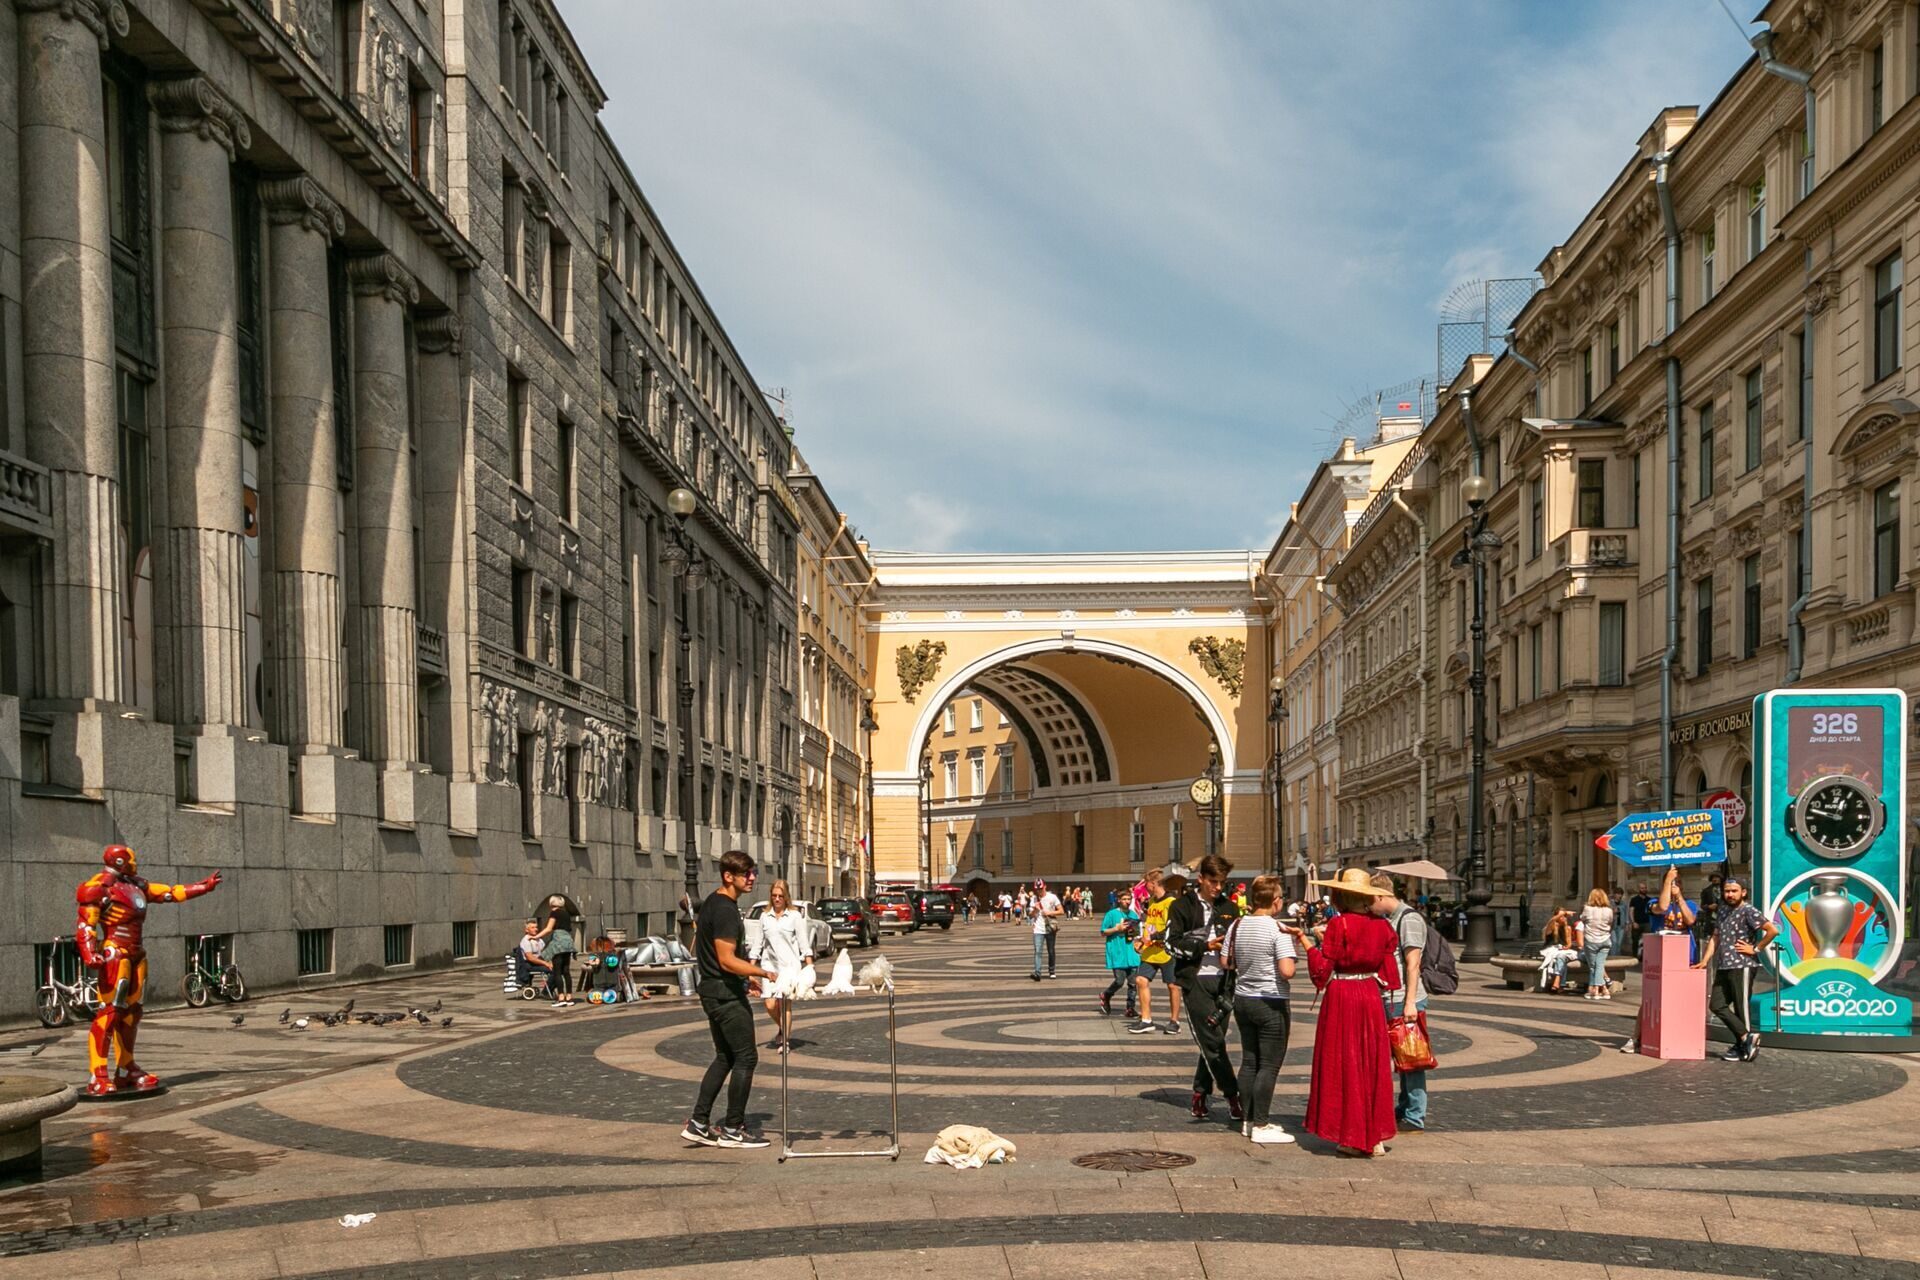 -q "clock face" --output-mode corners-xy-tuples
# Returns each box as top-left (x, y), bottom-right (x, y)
(1189, 778), (1218, 806)
(1791, 775), (1883, 857)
